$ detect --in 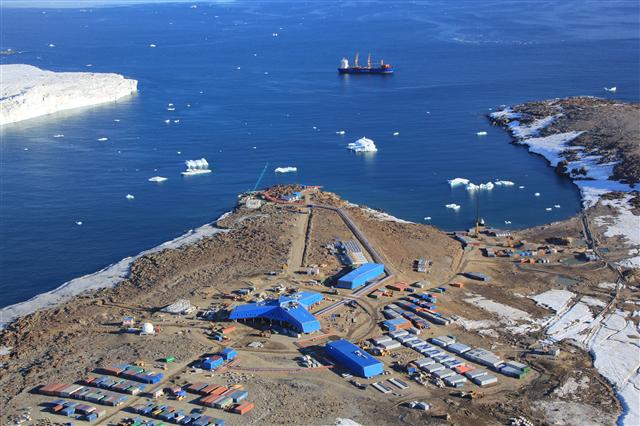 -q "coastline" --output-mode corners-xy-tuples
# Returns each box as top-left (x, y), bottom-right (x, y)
(0, 214), (230, 329)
